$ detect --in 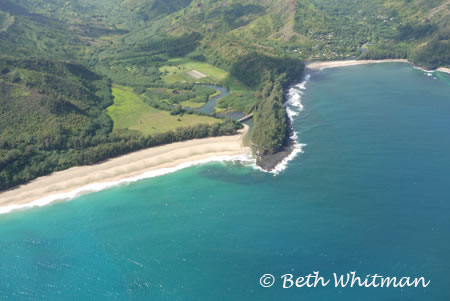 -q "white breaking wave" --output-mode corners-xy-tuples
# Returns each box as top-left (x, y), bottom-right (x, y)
(413, 65), (435, 73)
(0, 75), (311, 213)
(297, 74), (311, 90)
(0, 154), (255, 215)
(261, 74), (310, 175)
(413, 66), (436, 77)
(270, 135), (306, 176)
